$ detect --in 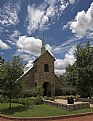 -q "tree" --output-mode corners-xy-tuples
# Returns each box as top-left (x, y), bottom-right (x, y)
(66, 63), (78, 87)
(0, 56), (24, 108)
(66, 42), (93, 98)
(0, 56), (4, 64)
(0, 56), (4, 92)
(75, 42), (93, 98)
